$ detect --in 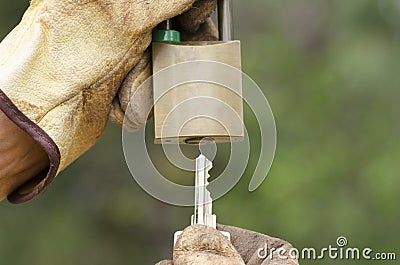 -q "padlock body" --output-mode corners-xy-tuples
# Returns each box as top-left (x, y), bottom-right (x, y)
(152, 41), (243, 144)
